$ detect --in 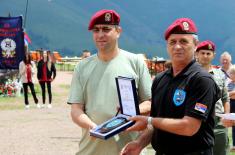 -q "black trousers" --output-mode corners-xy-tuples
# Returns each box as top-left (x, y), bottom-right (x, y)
(155, 147), (213, 155)
(23, 82), (38, 105)
(39, 81), (52, 104)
